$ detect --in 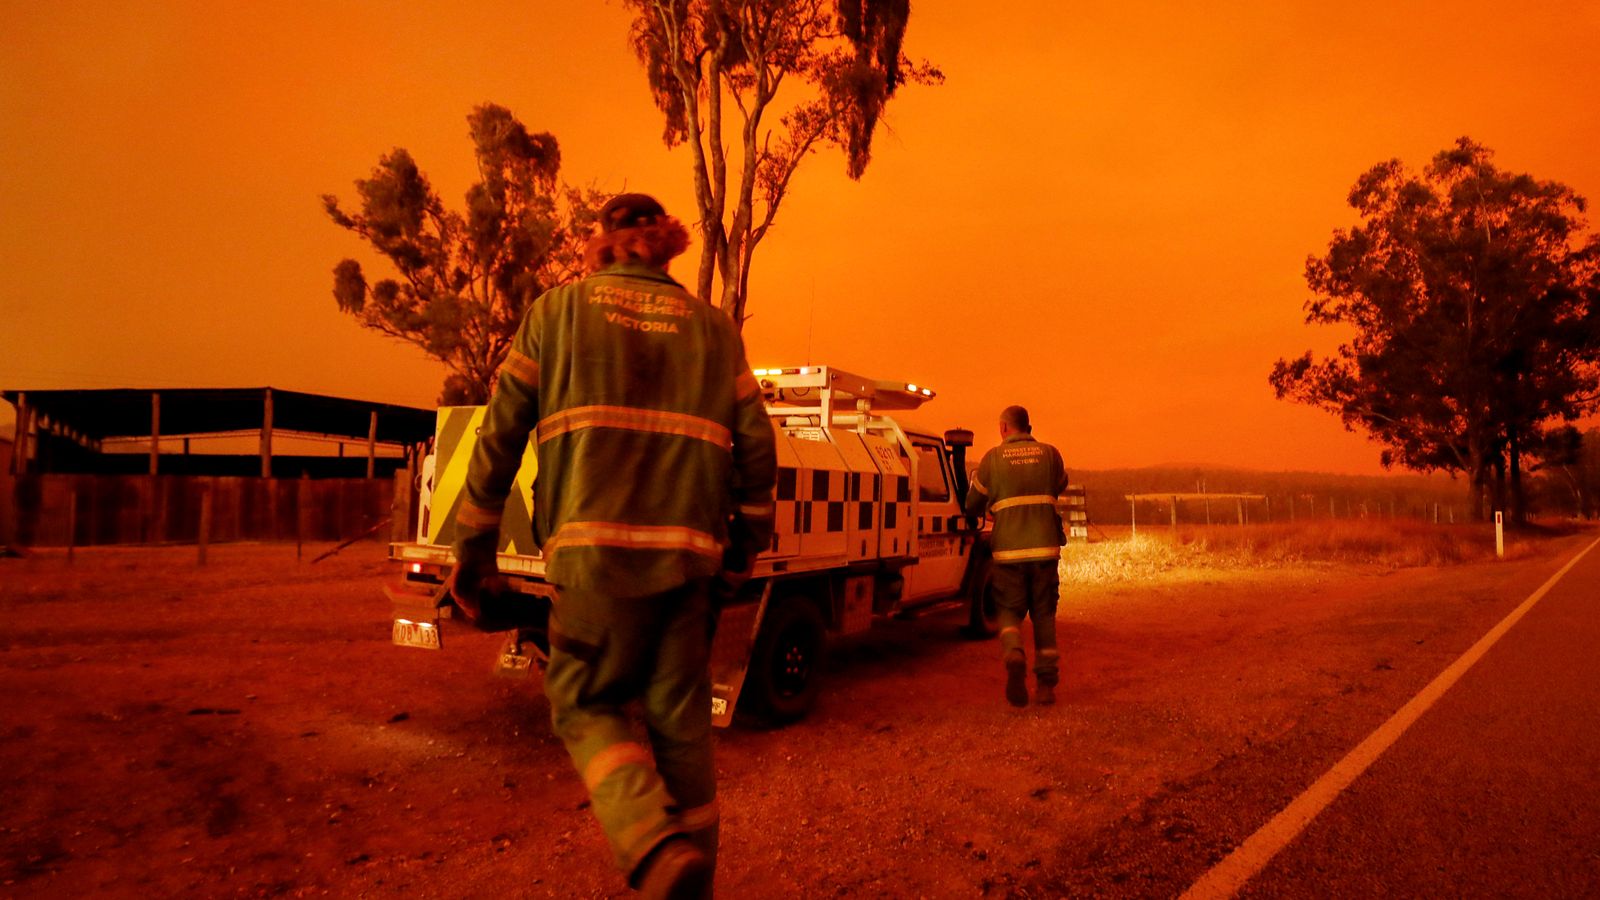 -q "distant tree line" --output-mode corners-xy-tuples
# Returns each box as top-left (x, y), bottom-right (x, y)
(1272, 138), (1600, 523)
